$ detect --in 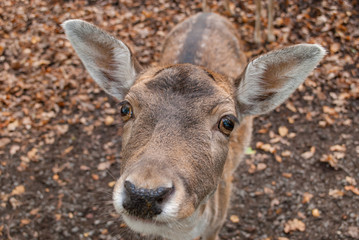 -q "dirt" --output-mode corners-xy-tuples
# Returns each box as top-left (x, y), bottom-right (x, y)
(0, 0), (358, 240)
